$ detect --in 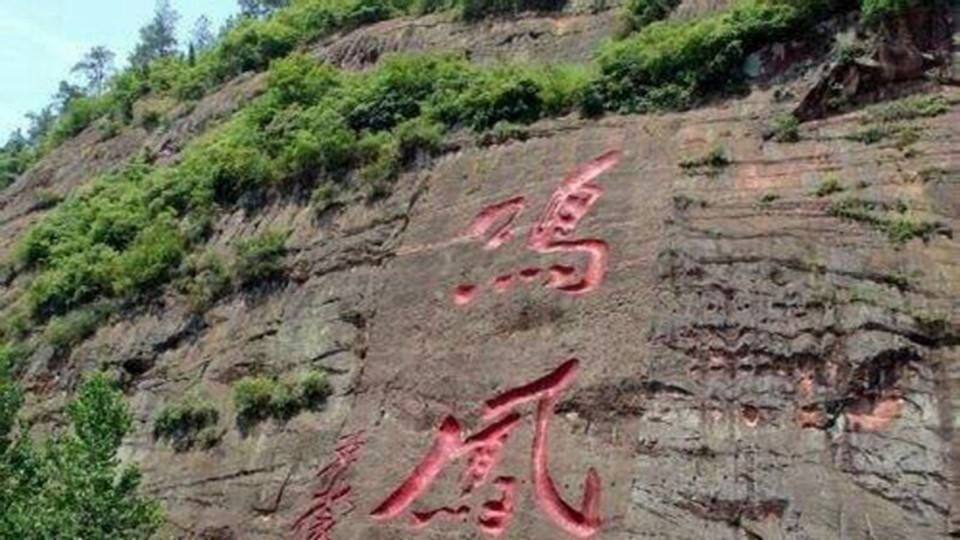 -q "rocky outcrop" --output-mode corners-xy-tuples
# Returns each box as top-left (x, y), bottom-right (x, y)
(796, 6), (955, 121)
